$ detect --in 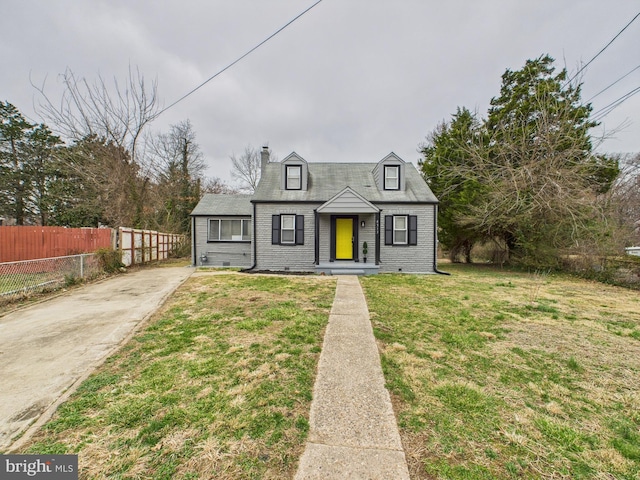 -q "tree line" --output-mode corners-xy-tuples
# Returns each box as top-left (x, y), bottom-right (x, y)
(0, 68), (232, 233)
(420, 55), (639, 269)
